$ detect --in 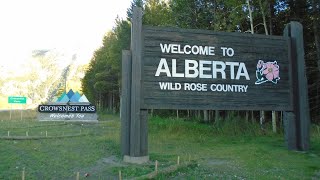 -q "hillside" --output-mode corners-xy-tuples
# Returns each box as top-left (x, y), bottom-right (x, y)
(0, 49), (88, 109)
